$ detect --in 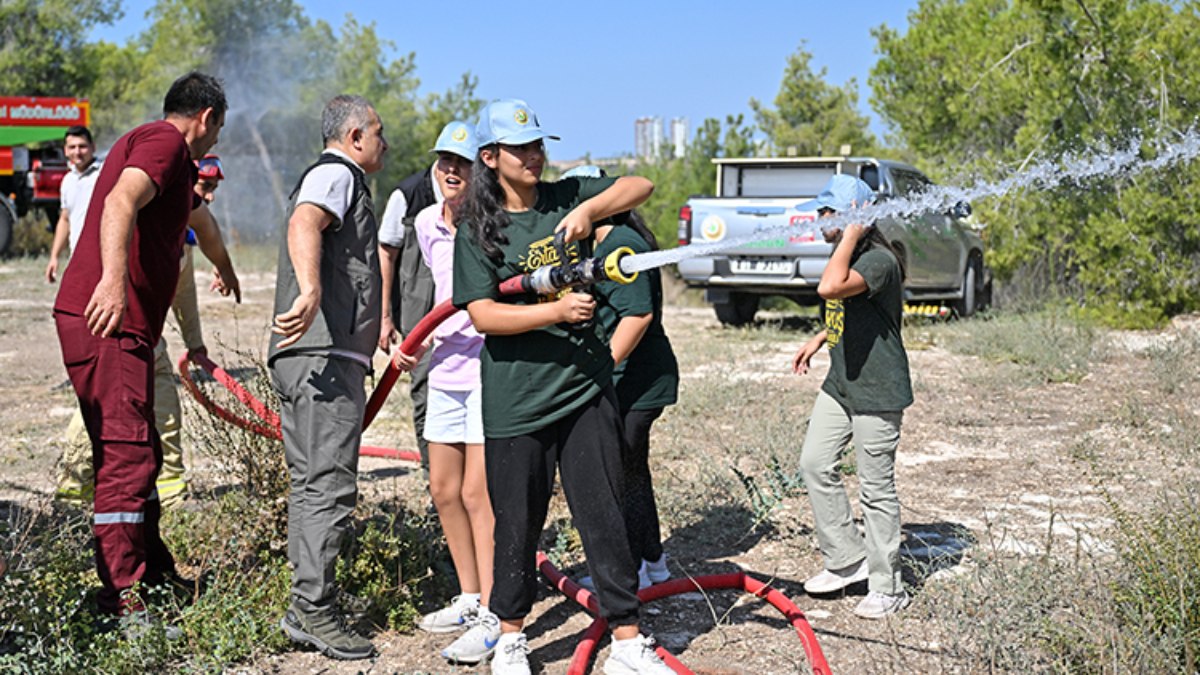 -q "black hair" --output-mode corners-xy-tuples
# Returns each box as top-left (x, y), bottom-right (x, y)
(623, 210), (659, 251)
(64, 125), (93, 145)
(854, 227), (907, 282)
(463, 144), (511, 258)
(163, 71), (227, 120)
